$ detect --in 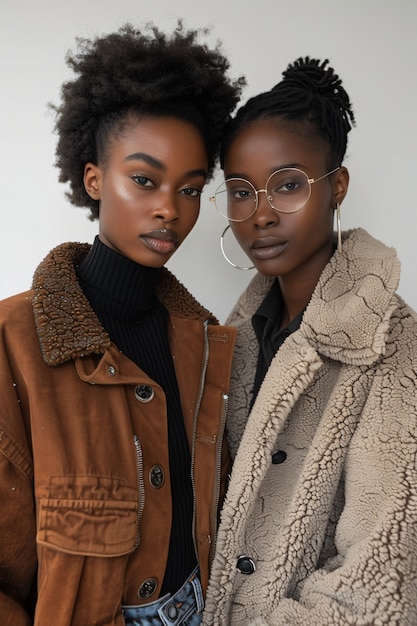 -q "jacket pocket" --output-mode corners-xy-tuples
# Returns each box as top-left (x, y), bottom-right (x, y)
(37, 496), (138, 557)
